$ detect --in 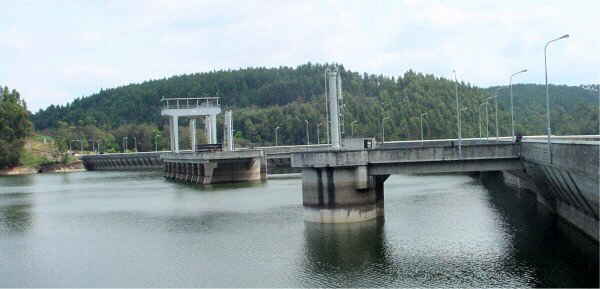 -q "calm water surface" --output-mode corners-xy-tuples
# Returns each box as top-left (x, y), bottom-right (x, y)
(0, 171), (597, 287)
